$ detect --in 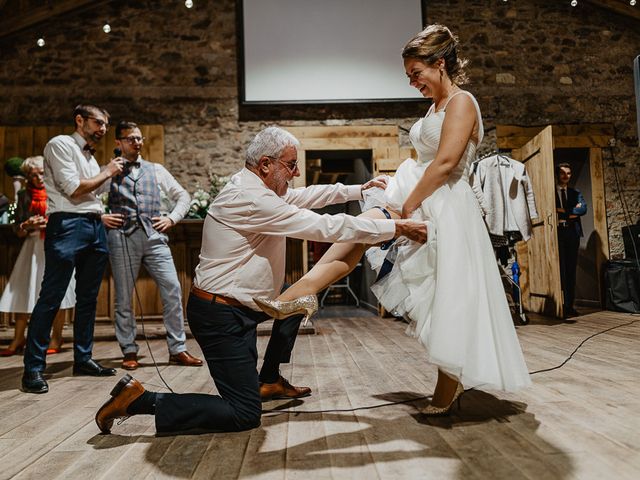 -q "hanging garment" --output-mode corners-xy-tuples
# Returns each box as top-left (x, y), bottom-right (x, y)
(471, 154), (538, 240)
